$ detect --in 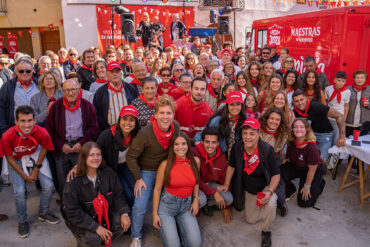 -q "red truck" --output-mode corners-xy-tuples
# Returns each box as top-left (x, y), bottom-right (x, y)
(251, 6), (370, 85)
